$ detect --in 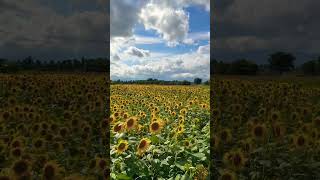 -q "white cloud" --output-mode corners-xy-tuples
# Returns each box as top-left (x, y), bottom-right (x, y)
(171, 73), (195, 79)
(139, 2), (189, 47)
(111, 43), (210, 81)
(188, 31), (210, 41)
(197, 44), (210, 54)
(133, 35), (163, 44)
(124, 46), (150, 58)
